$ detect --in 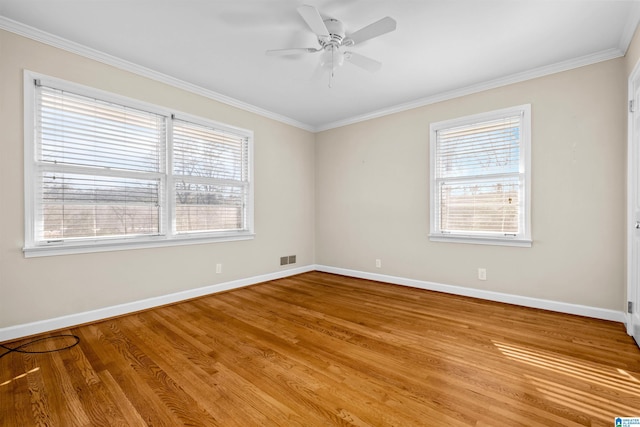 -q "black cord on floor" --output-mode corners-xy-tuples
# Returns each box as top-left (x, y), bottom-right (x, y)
(0, 334), (80, 359)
